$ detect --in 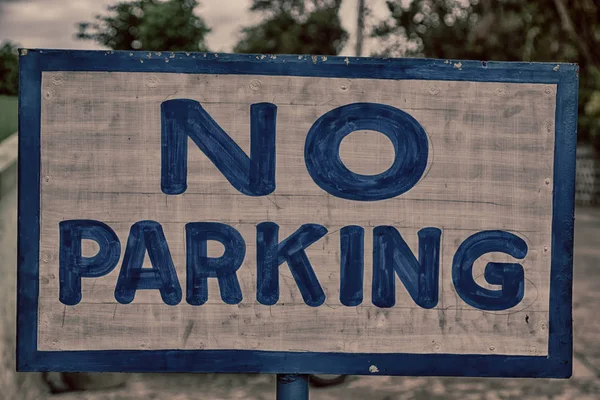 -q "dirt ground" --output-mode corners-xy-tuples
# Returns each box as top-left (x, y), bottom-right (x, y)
(1, 187), (598, 399)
